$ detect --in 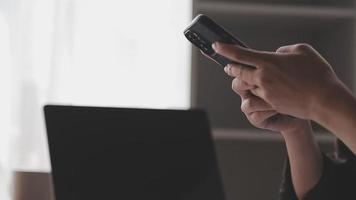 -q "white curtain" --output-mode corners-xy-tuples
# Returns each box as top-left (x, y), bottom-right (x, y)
(0, 8), (12, 200)
(0, 0), (191, 198)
